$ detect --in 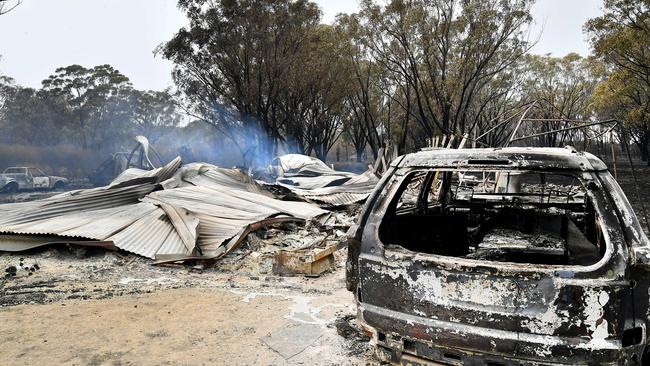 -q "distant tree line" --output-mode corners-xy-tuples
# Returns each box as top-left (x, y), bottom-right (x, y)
(0, 0), (648, 167)
(160, 0), (650, 165)
(0, 65), (180, 152)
